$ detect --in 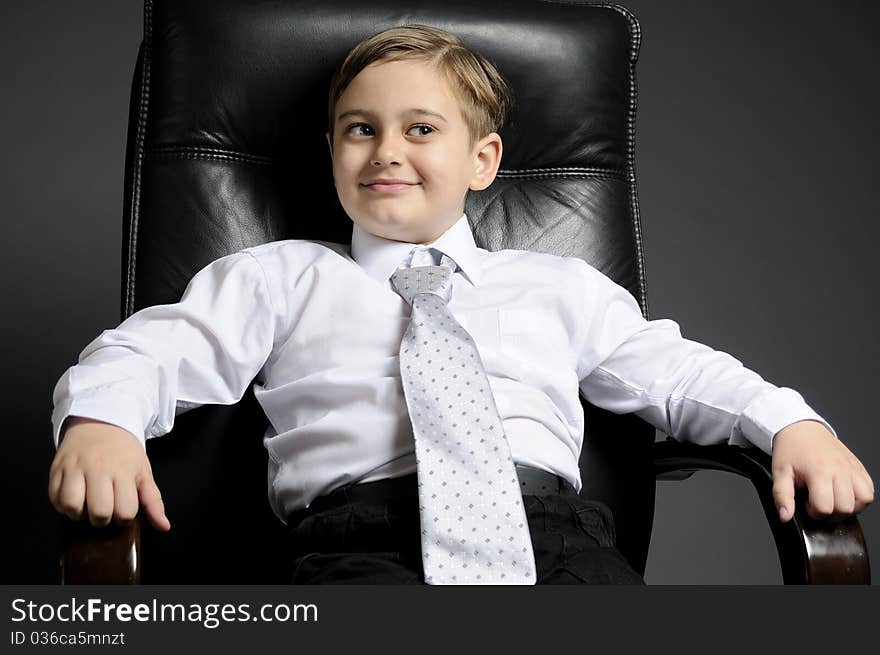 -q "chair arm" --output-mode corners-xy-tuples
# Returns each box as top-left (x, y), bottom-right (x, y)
(651, 437), (870, 584)
(60, 516), (140, 584)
